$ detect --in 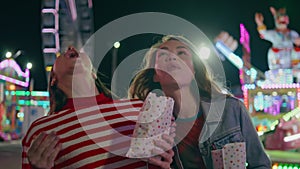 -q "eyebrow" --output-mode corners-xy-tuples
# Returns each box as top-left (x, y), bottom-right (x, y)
(160, 46), (188, 50)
